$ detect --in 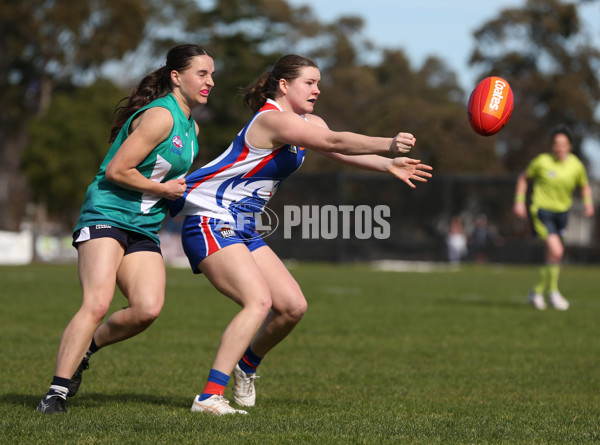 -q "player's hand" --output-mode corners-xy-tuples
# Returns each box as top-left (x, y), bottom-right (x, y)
(161, 178), (187, 200)
(390, 132), (416, 154)
(513, 202), (528, 219)
(584, 203), (595, 218)
(386, 157), (432, 188)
